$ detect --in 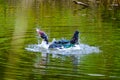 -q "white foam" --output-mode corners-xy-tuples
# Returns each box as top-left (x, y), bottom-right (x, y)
(25, 39), (100, 56)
